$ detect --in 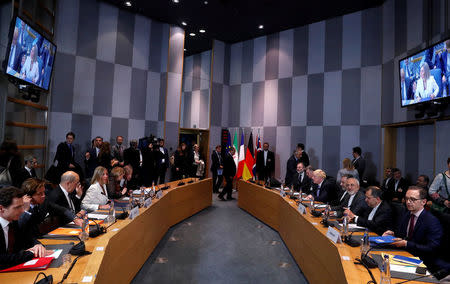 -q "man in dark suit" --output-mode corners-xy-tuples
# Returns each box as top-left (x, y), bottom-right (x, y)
(0, 186), (48, 270)
(15, 155), (37, 188)
(439, 40), (450, 96)
(156, 139), (170, 184)
(85, 136), (103, 179)
(255, 142), (275, 182)
(210, 145), (223, 193)
(346, 186), (393, 235)
(7, 27), (23, 73)
(219, 148), (236, 201)
(291, 162), (310, 192)
(19, 178), (82, 237)
(381, 167), (393, 191)
(47, 171), (84, 214)
(400, 69), (414, 101)
(111, 136), (125, 167)
(297, 143), (310, 167)
(52, 132), (83, 183)
(352, 147), (366, 179)
(331, 177), (368, 218)
(383, 186), (449, 275)
(306, 169), (337, 203)
(384, 168), (409, 202)
(285, 150), (301, 186)
(124, 140), (141, 181)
